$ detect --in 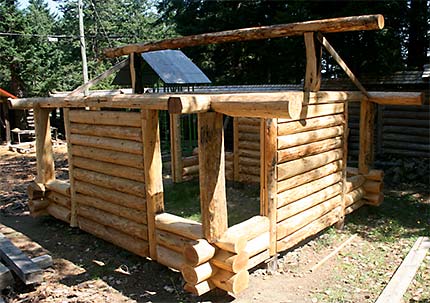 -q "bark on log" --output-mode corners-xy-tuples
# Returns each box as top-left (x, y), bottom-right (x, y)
(77, 204), (147, 240)
(70, 134), (143, 155)
(73, 168), (145, 198)
(74, 180), (146, 210)
(277, 136), (342, 163)
(211, 251), (250, 273)
(181, 262), (217, 284)
(69, 110), (142, 127)
(45, 180), (70, 196)
(71, 145), (144, 169)
(277, 126), (343, 150)
(47, 203), (71, 223)
(210, 269), (249, 294)
(277, 183), (342, 222)
(277, 148), (343, 181)
(70, 123), (142, 142)
(104, 15), (384, 58)
(78, 216), (149, 257)
(277, 172), (342, 207)
(156, 245), (185, 271)
(277, 160), (342, 193)
(277, 207), (341, 252)
(73, 157), (145, 182)
(277, 198), (340, 240)
(155, 213), (203, 240)
(76, 193), (146, 224)
(277, 113), (344, 136)
(183, 239), (216, 266)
